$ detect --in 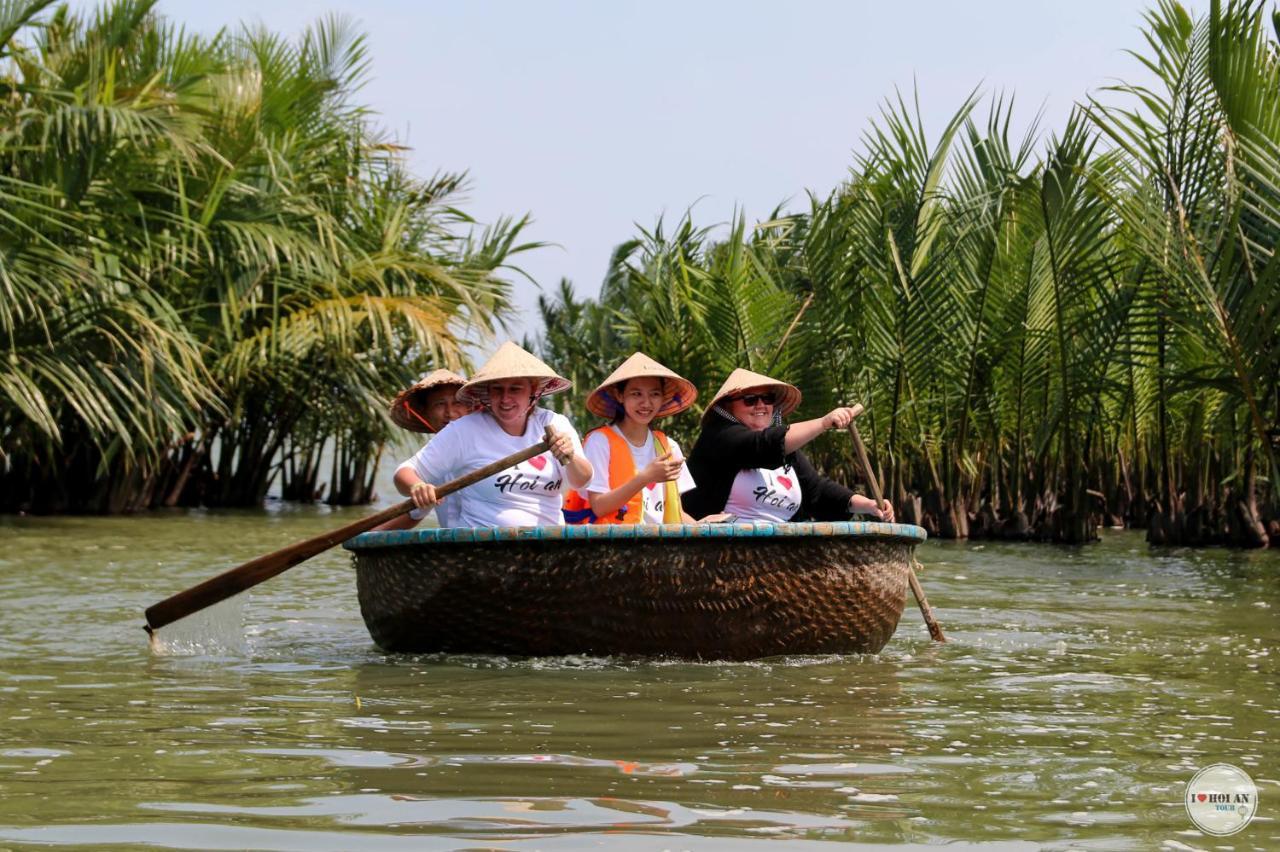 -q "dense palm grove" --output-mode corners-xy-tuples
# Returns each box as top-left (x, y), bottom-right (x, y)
(3, 1), (1277, 549)
(0, 0), (533, 512)
(536, 1), (1280, 547)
